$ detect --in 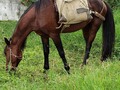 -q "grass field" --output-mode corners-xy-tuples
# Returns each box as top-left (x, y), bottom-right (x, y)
(0, 9), (120, 90)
